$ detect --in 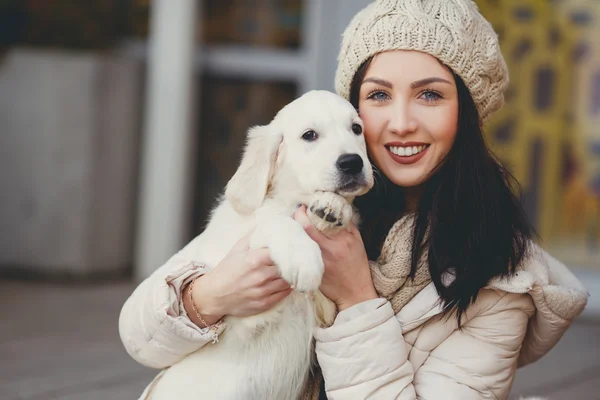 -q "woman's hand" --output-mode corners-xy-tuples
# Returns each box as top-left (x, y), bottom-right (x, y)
(293, 206), (378, 311)
(185, 232), (293, 326)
